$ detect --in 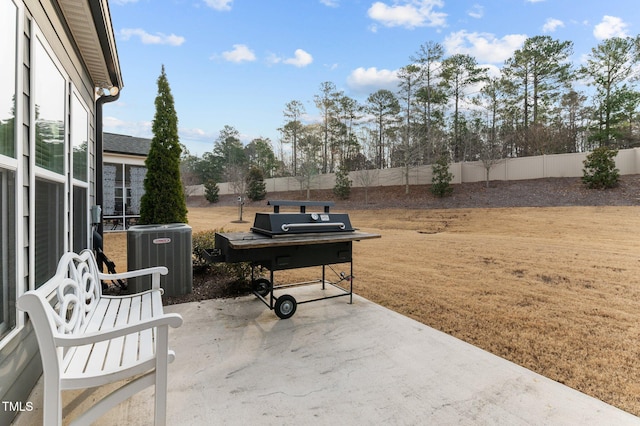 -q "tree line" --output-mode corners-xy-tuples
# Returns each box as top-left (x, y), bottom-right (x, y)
(182, 35), (640, 192)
